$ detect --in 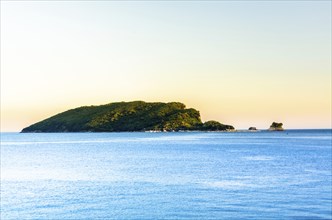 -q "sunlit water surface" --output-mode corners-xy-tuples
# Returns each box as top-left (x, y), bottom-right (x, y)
(1, 130), (331, 219)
